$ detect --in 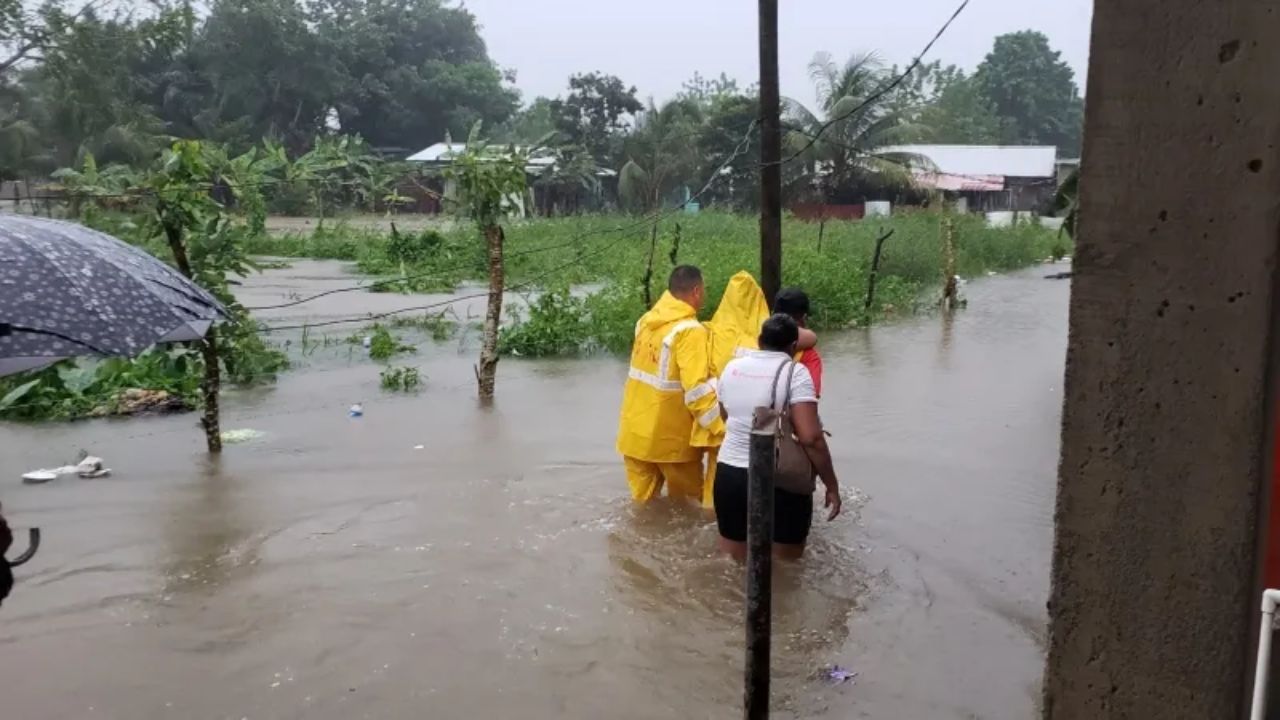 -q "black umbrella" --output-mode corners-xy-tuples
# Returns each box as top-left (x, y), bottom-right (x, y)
(0, 215), (227, 377)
